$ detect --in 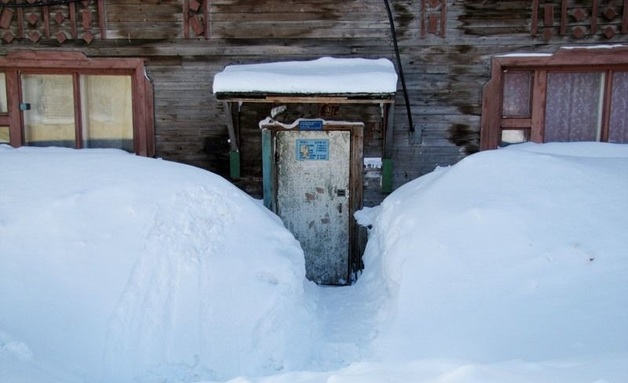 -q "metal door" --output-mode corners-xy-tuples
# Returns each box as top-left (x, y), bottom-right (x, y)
(276, 130), (351, 285)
